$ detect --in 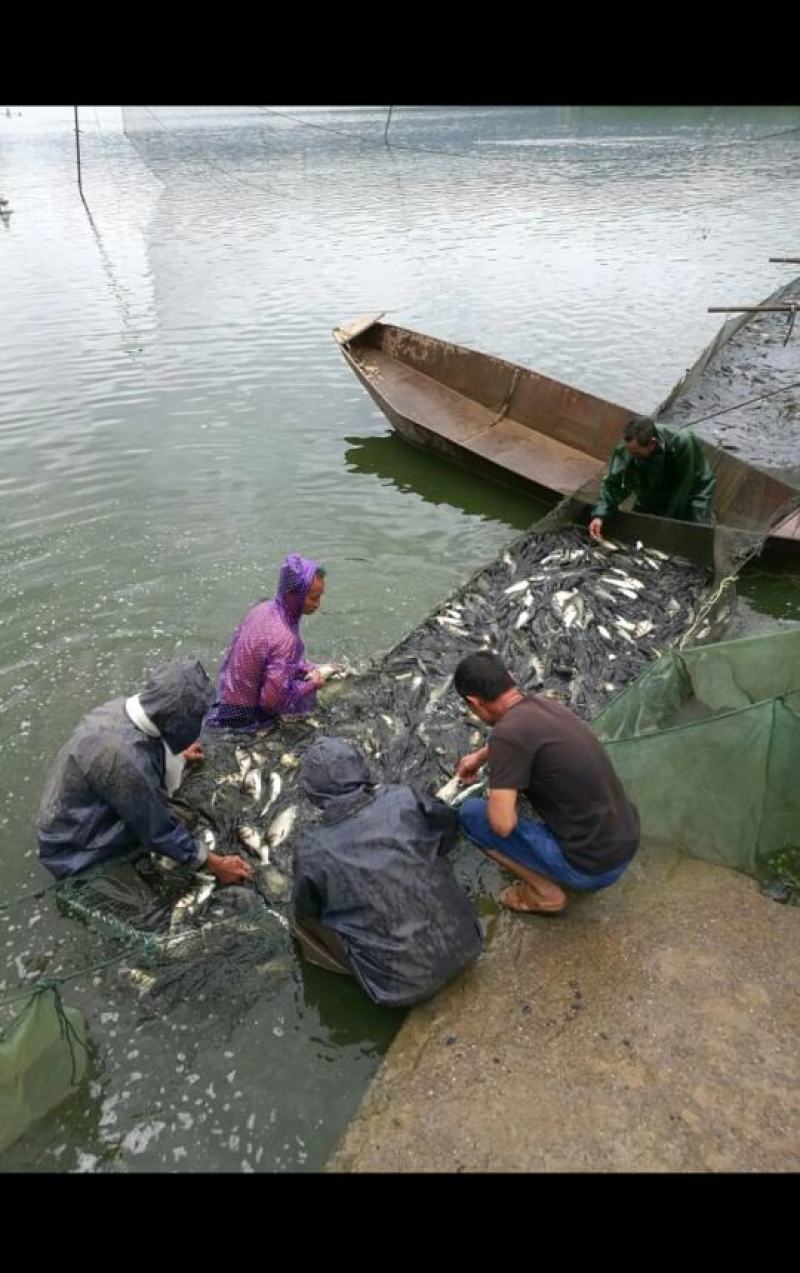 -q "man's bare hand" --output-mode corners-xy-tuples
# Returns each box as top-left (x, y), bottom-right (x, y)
(207, 852), (253, 885)
(457, 748), (488, 784)
(182, 742), (204, 763)
(588, 517), (604, 541)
